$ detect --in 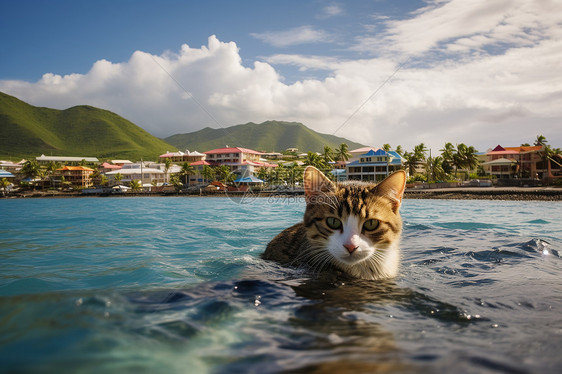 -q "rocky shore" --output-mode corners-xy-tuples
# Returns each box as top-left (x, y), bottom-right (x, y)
(4, 187), (561, 201)
(404, 187), (562, 201)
